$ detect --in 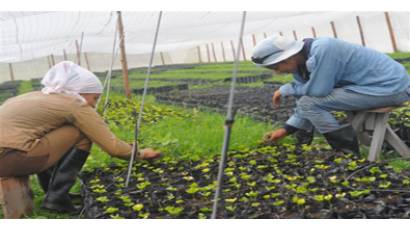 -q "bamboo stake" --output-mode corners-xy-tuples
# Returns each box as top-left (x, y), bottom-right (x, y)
(384, 12), (398, 52)
(117, 11), (131, 98)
